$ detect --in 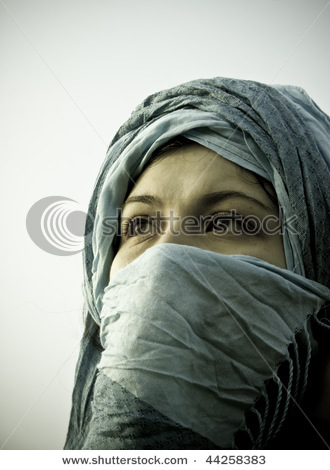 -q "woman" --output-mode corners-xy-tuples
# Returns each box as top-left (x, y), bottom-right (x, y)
(64, 77), (330, 450)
